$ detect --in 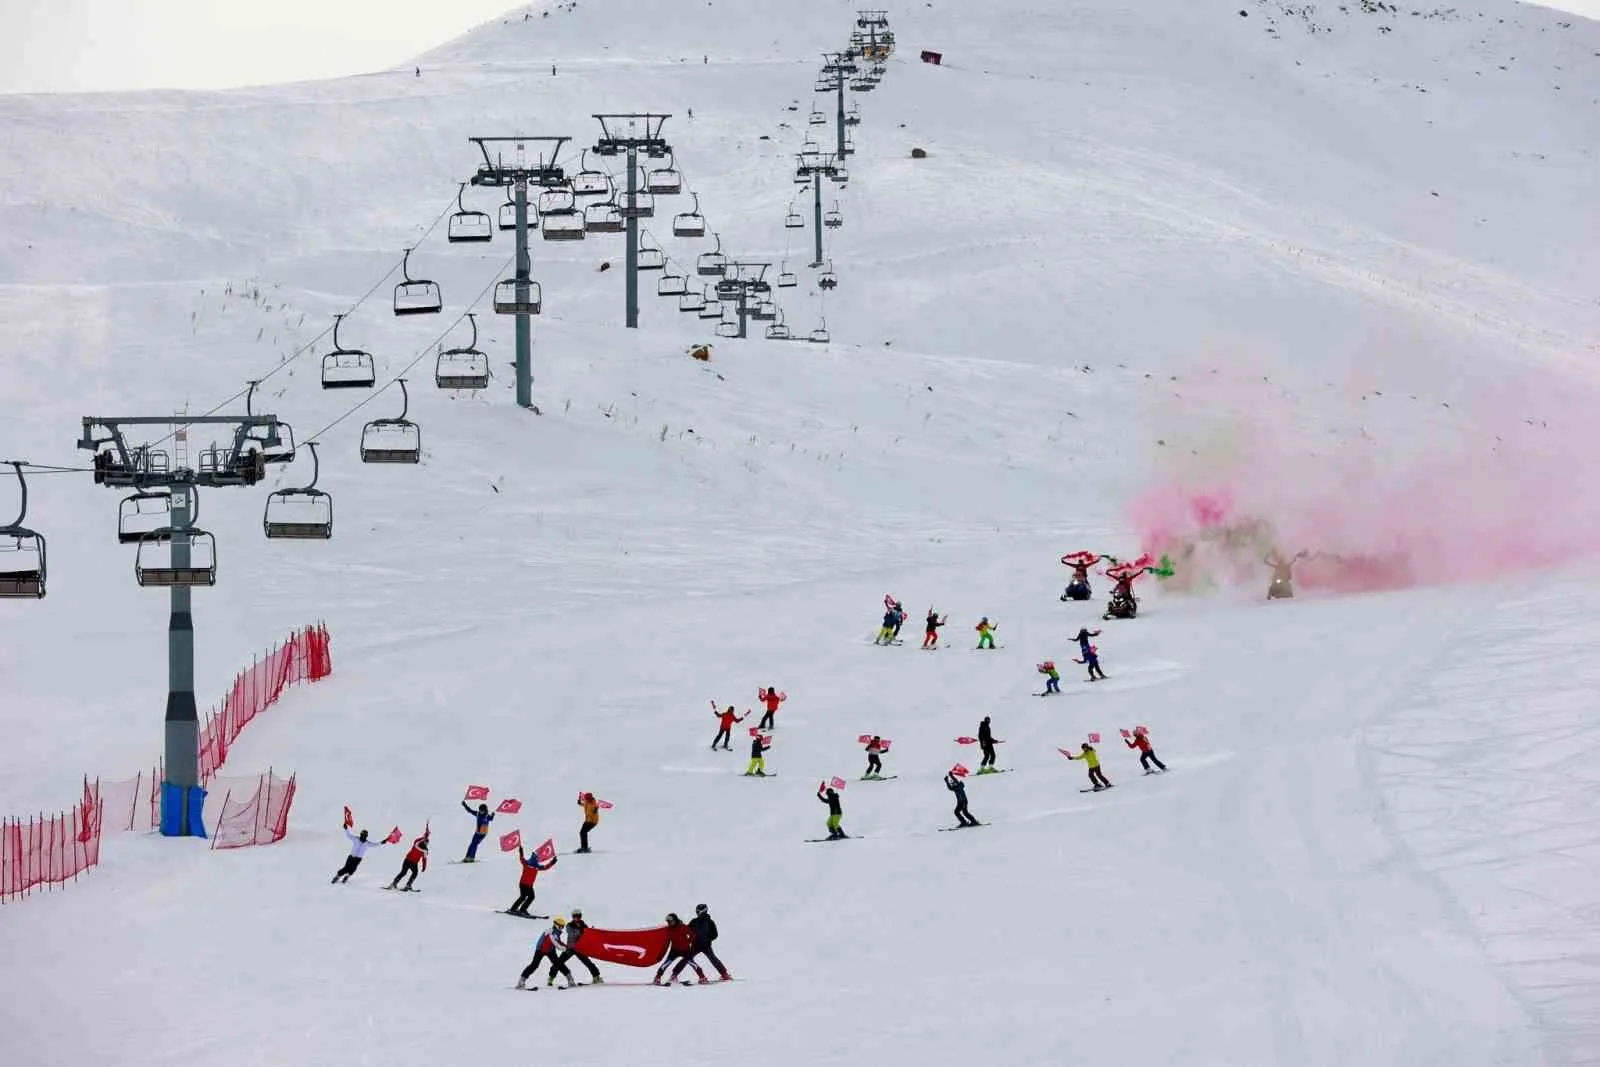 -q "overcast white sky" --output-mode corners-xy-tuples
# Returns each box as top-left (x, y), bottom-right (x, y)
(0, 0), (524, 94)
(0, 0), (1596, 94)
